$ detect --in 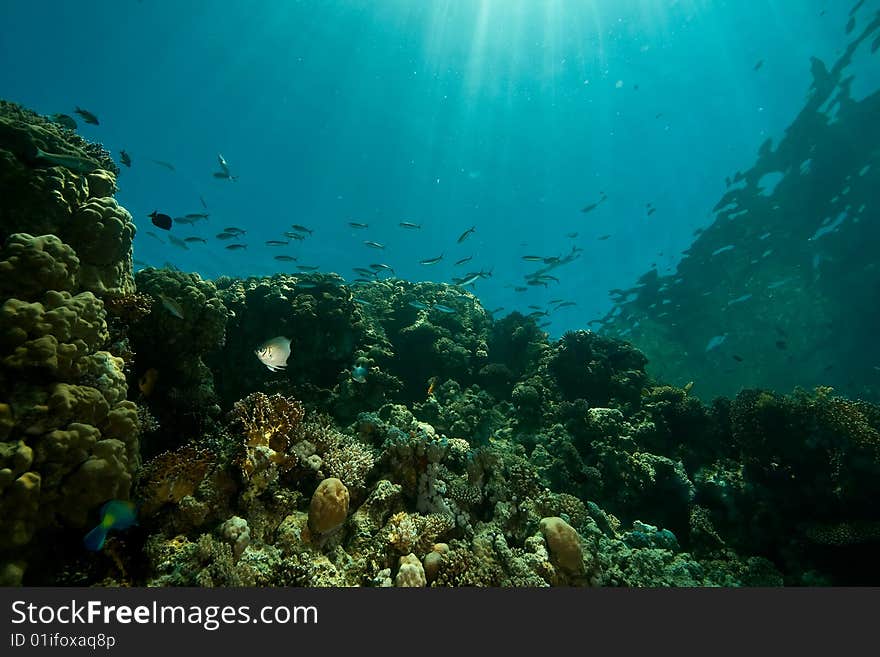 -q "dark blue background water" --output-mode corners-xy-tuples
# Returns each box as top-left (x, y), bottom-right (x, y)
(1, 0), (873, 336)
